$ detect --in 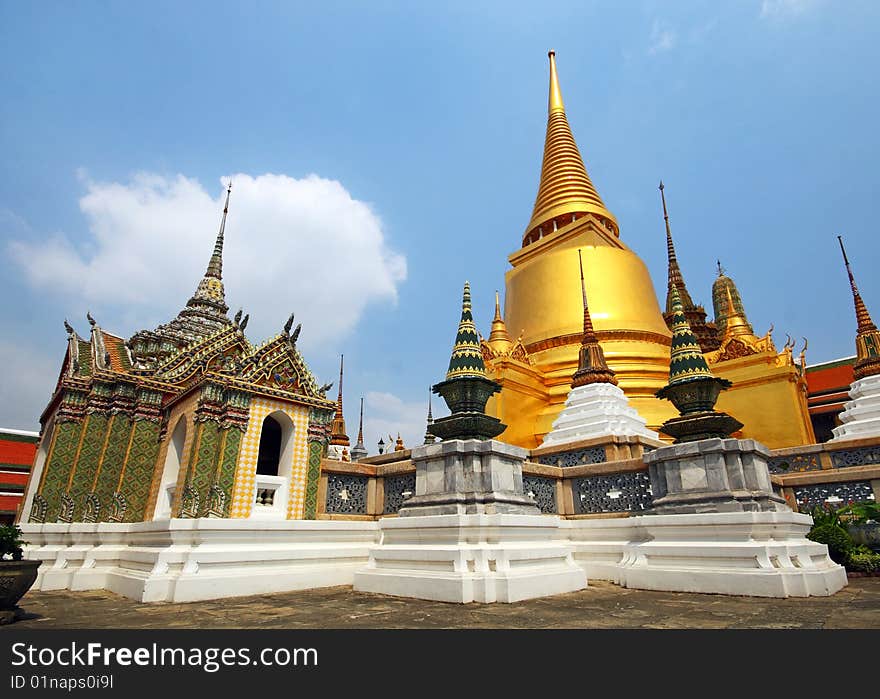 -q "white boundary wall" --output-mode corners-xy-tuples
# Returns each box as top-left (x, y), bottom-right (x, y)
(21, 510), (847, 604)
